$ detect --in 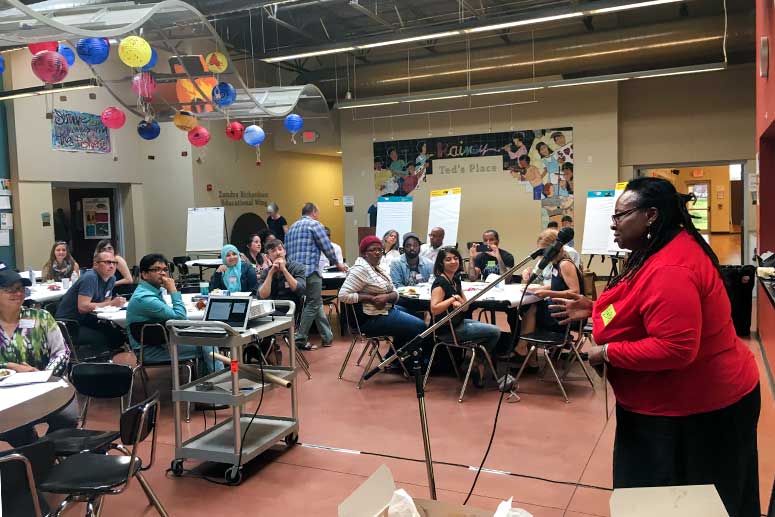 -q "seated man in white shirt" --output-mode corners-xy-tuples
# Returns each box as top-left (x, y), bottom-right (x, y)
(318, 226), (345, 271)
(419, 227), (445, 263)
